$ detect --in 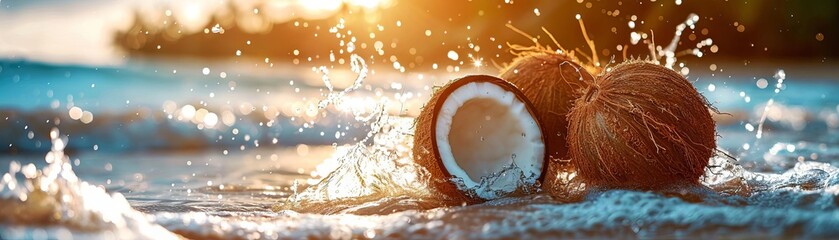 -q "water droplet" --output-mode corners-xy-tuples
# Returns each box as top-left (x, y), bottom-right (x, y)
(756, 78), (768, 89)
(630, 32), (642, 45)
(211, 24), (224, 34)
(346, 42), (355, 53)
(447, 51), (459, 61)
